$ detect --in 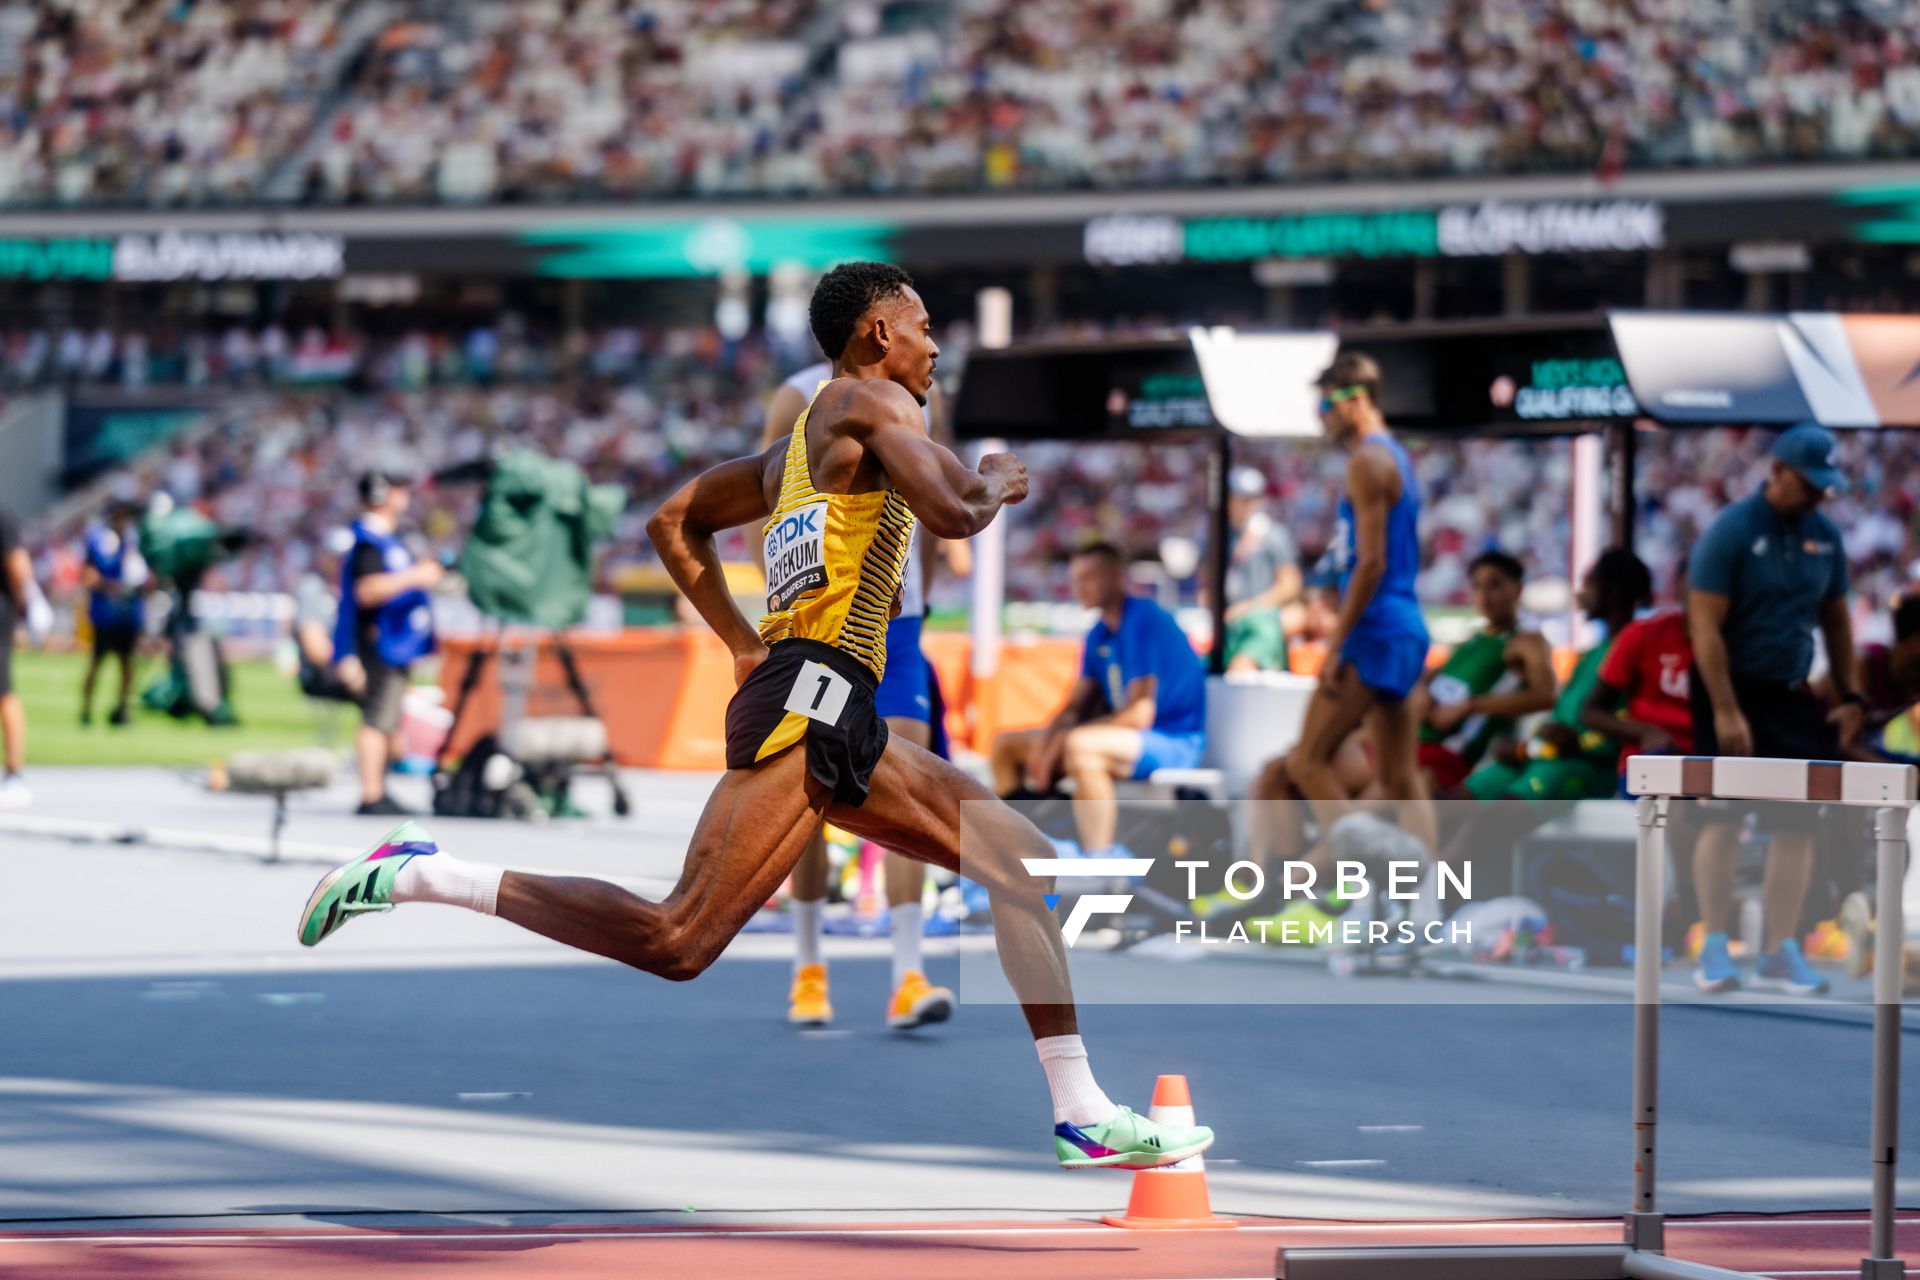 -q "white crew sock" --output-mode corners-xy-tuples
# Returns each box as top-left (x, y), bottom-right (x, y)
(890, 901), (924, 986)
(1036, 1034), (1118, 1128)
(391, 853), (502, 916)
(792, 898), (825, 972)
